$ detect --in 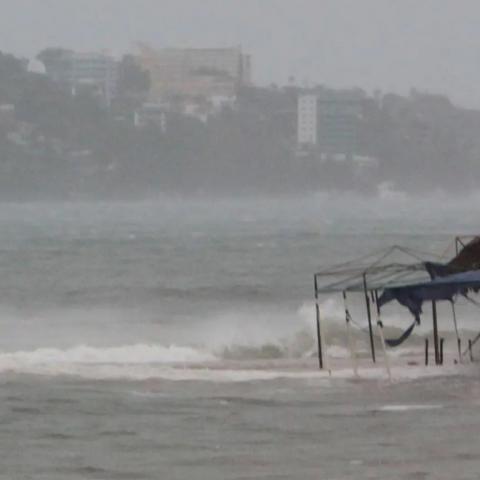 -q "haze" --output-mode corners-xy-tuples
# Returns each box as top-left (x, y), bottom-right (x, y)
(1, 0), (480, 106)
